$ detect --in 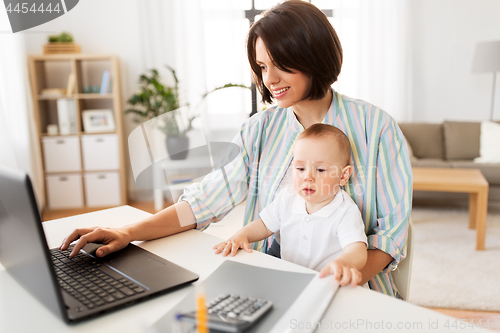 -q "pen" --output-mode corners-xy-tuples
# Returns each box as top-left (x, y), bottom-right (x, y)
(172, 313), (186, 333)
(196, 289), (208, 333)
